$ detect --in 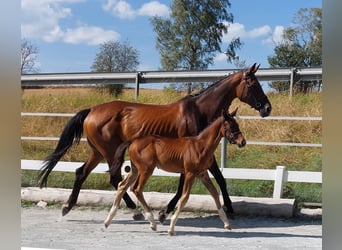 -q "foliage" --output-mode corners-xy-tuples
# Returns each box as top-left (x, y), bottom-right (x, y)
(267, 8), (322, 93)
(91, 40), (139, 96)
(150, 0), (242, 93)
(21, 38), (39, 74)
